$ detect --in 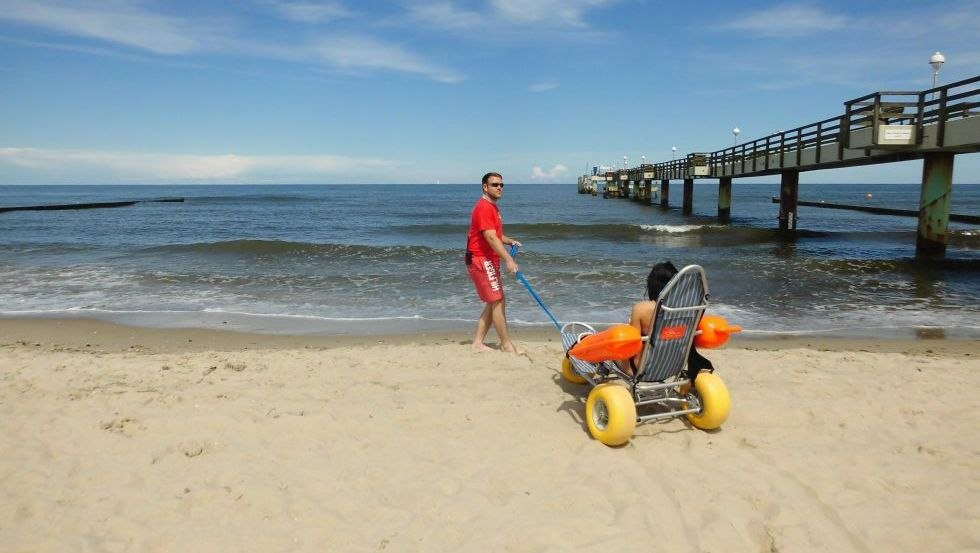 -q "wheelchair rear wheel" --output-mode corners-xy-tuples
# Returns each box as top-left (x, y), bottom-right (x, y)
(586, 383), (637, 446)
(686, 372), (731, 430)
(561, 357), (588, 384)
